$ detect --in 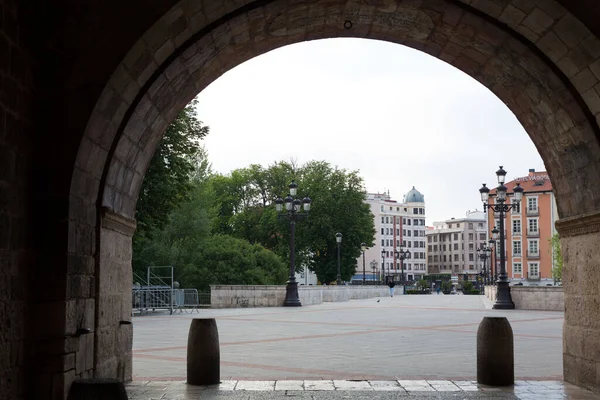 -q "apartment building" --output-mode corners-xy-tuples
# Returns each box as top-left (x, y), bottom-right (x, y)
(353, 187), (427, 283)
(487, 169), (557, 285)
(426, 211), (488, 280)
